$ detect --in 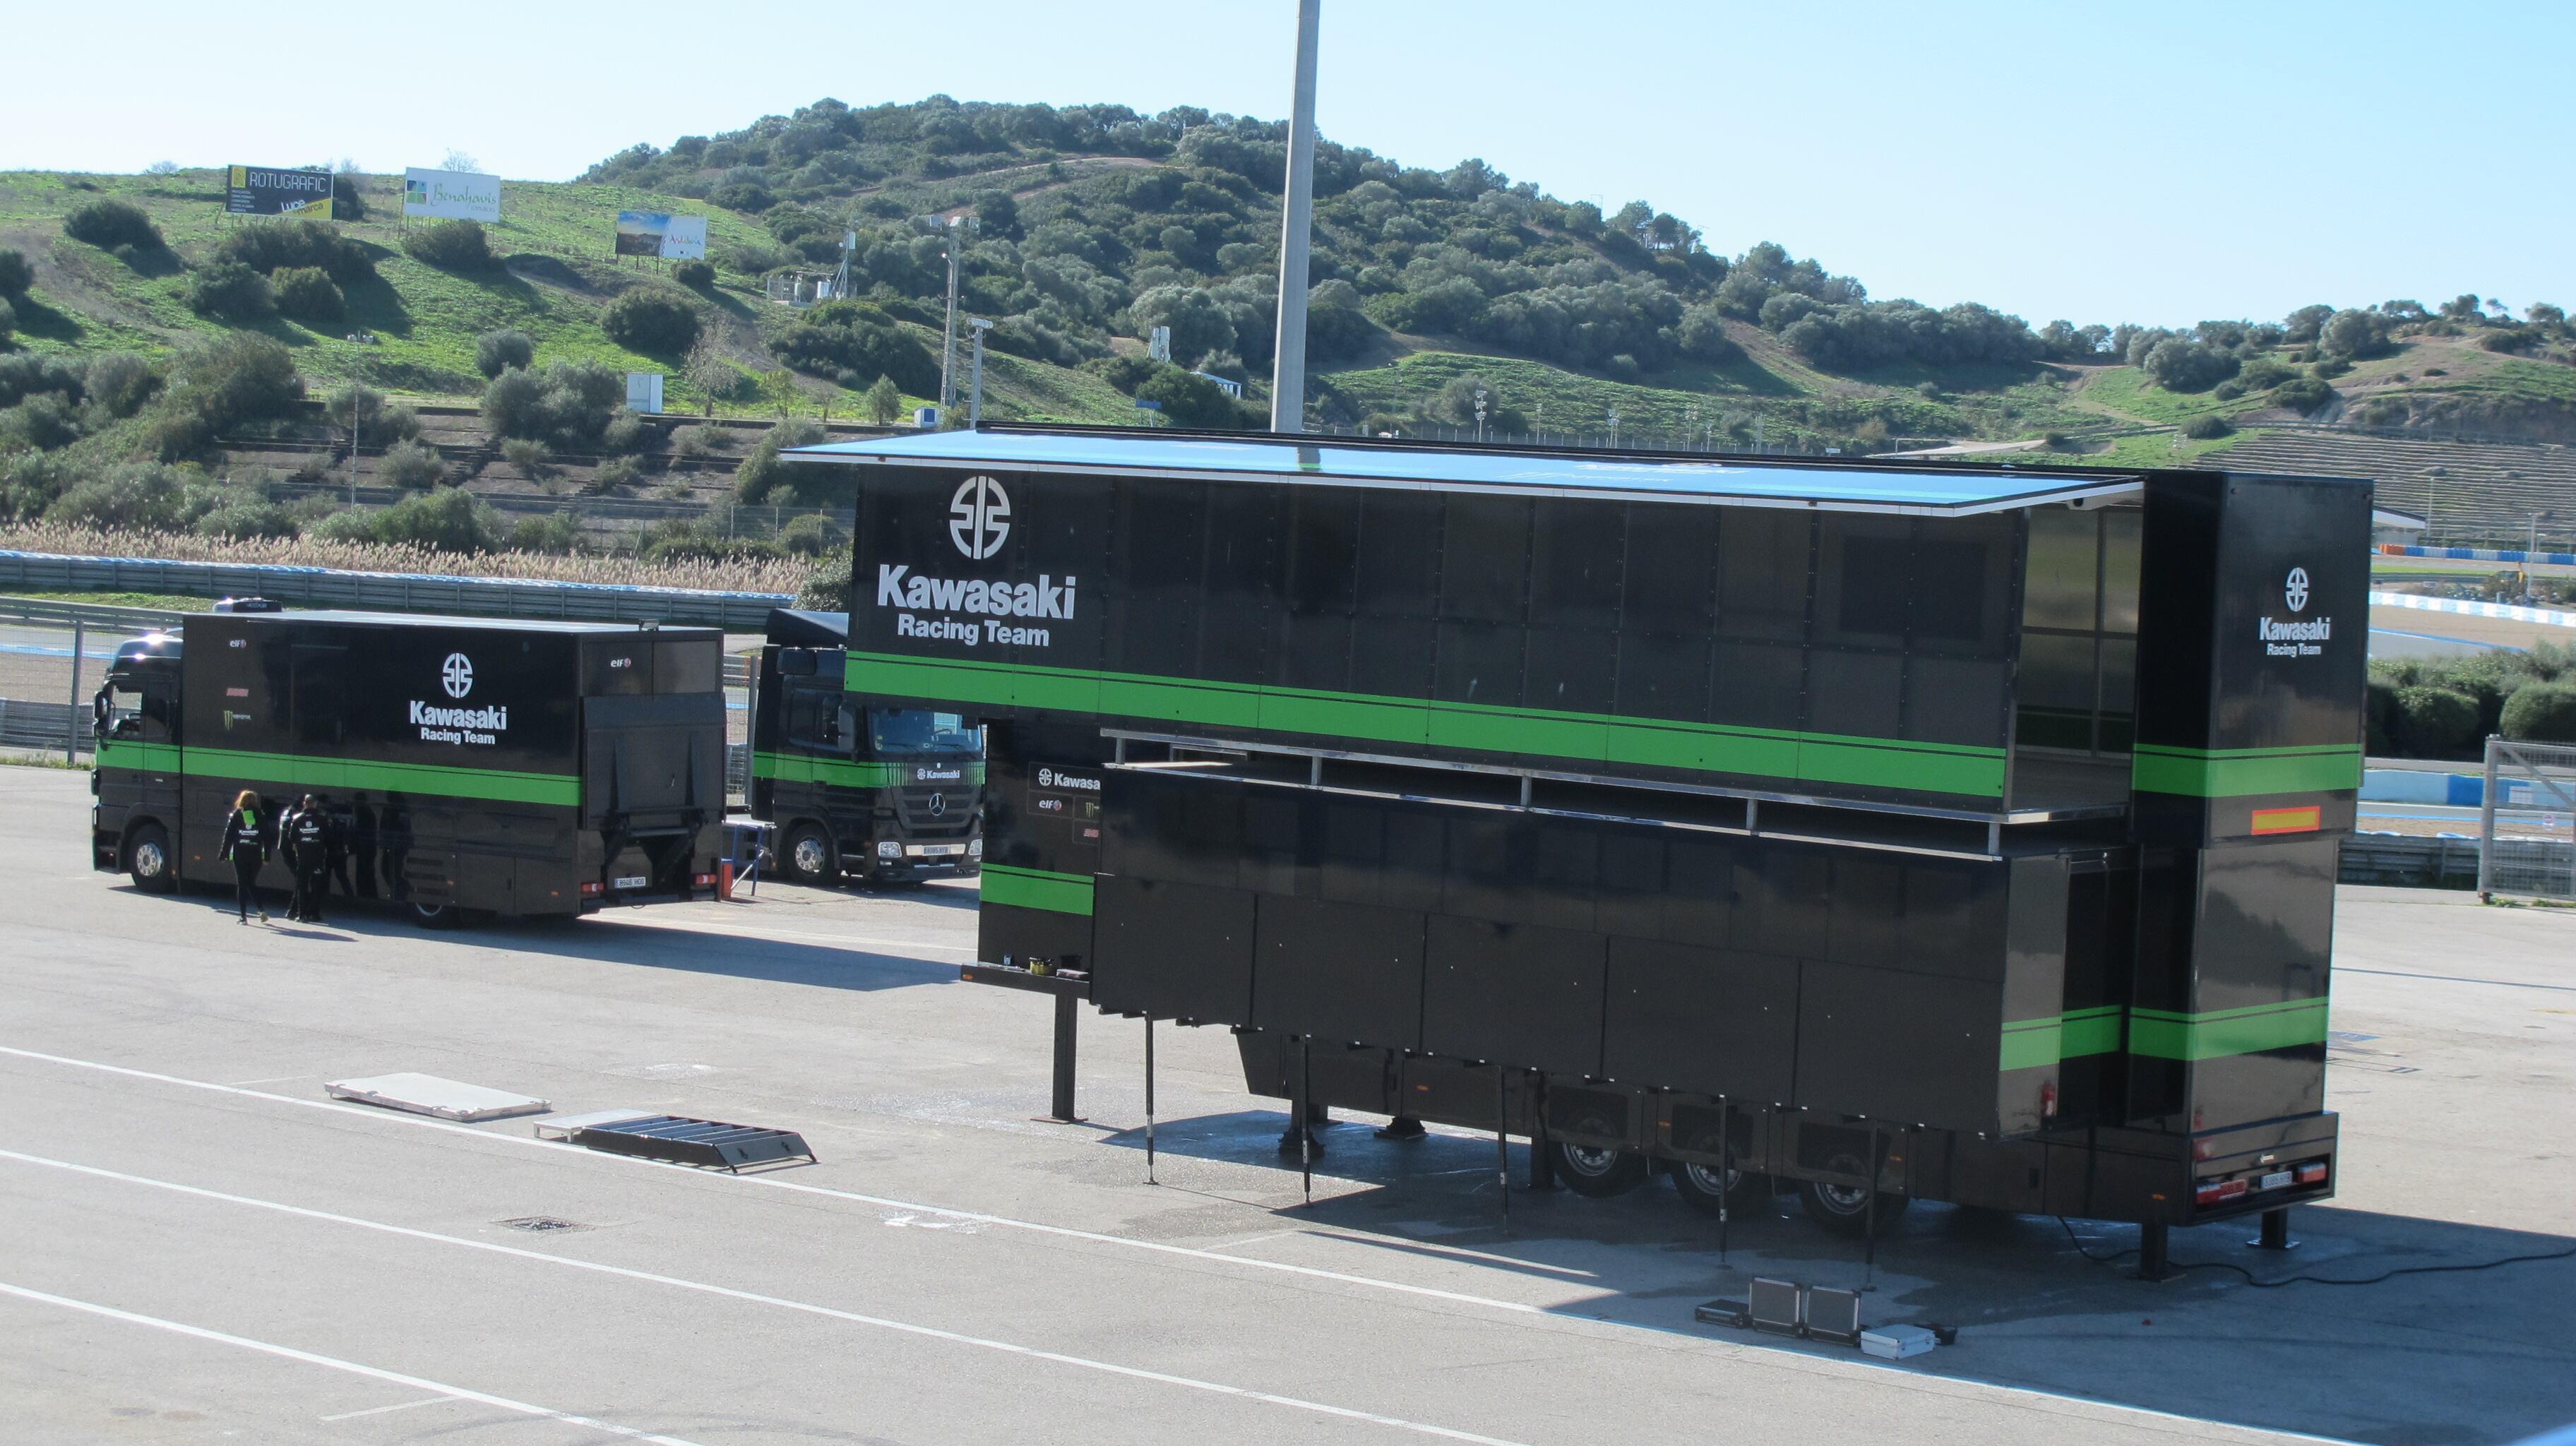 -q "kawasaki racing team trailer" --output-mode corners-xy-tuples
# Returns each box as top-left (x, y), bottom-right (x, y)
(785, 424), (2367, 1262)
(93, 611), (727, 924)
(753, 608), (987, 885)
